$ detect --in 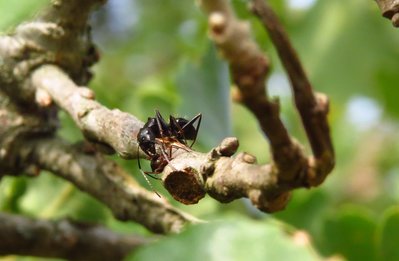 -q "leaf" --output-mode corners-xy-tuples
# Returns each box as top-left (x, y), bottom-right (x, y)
(19, 172), (108, 222)
(0, 0), (48, 31)
(275, 189), (329, 232)
(376, 207), (399, 261)
(0, 176), (27, 212)
(127, 218), (319, 261)
(320, 206), (376, 261)
(291, 0), (399, 117)
(176, 43), (231, 149)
